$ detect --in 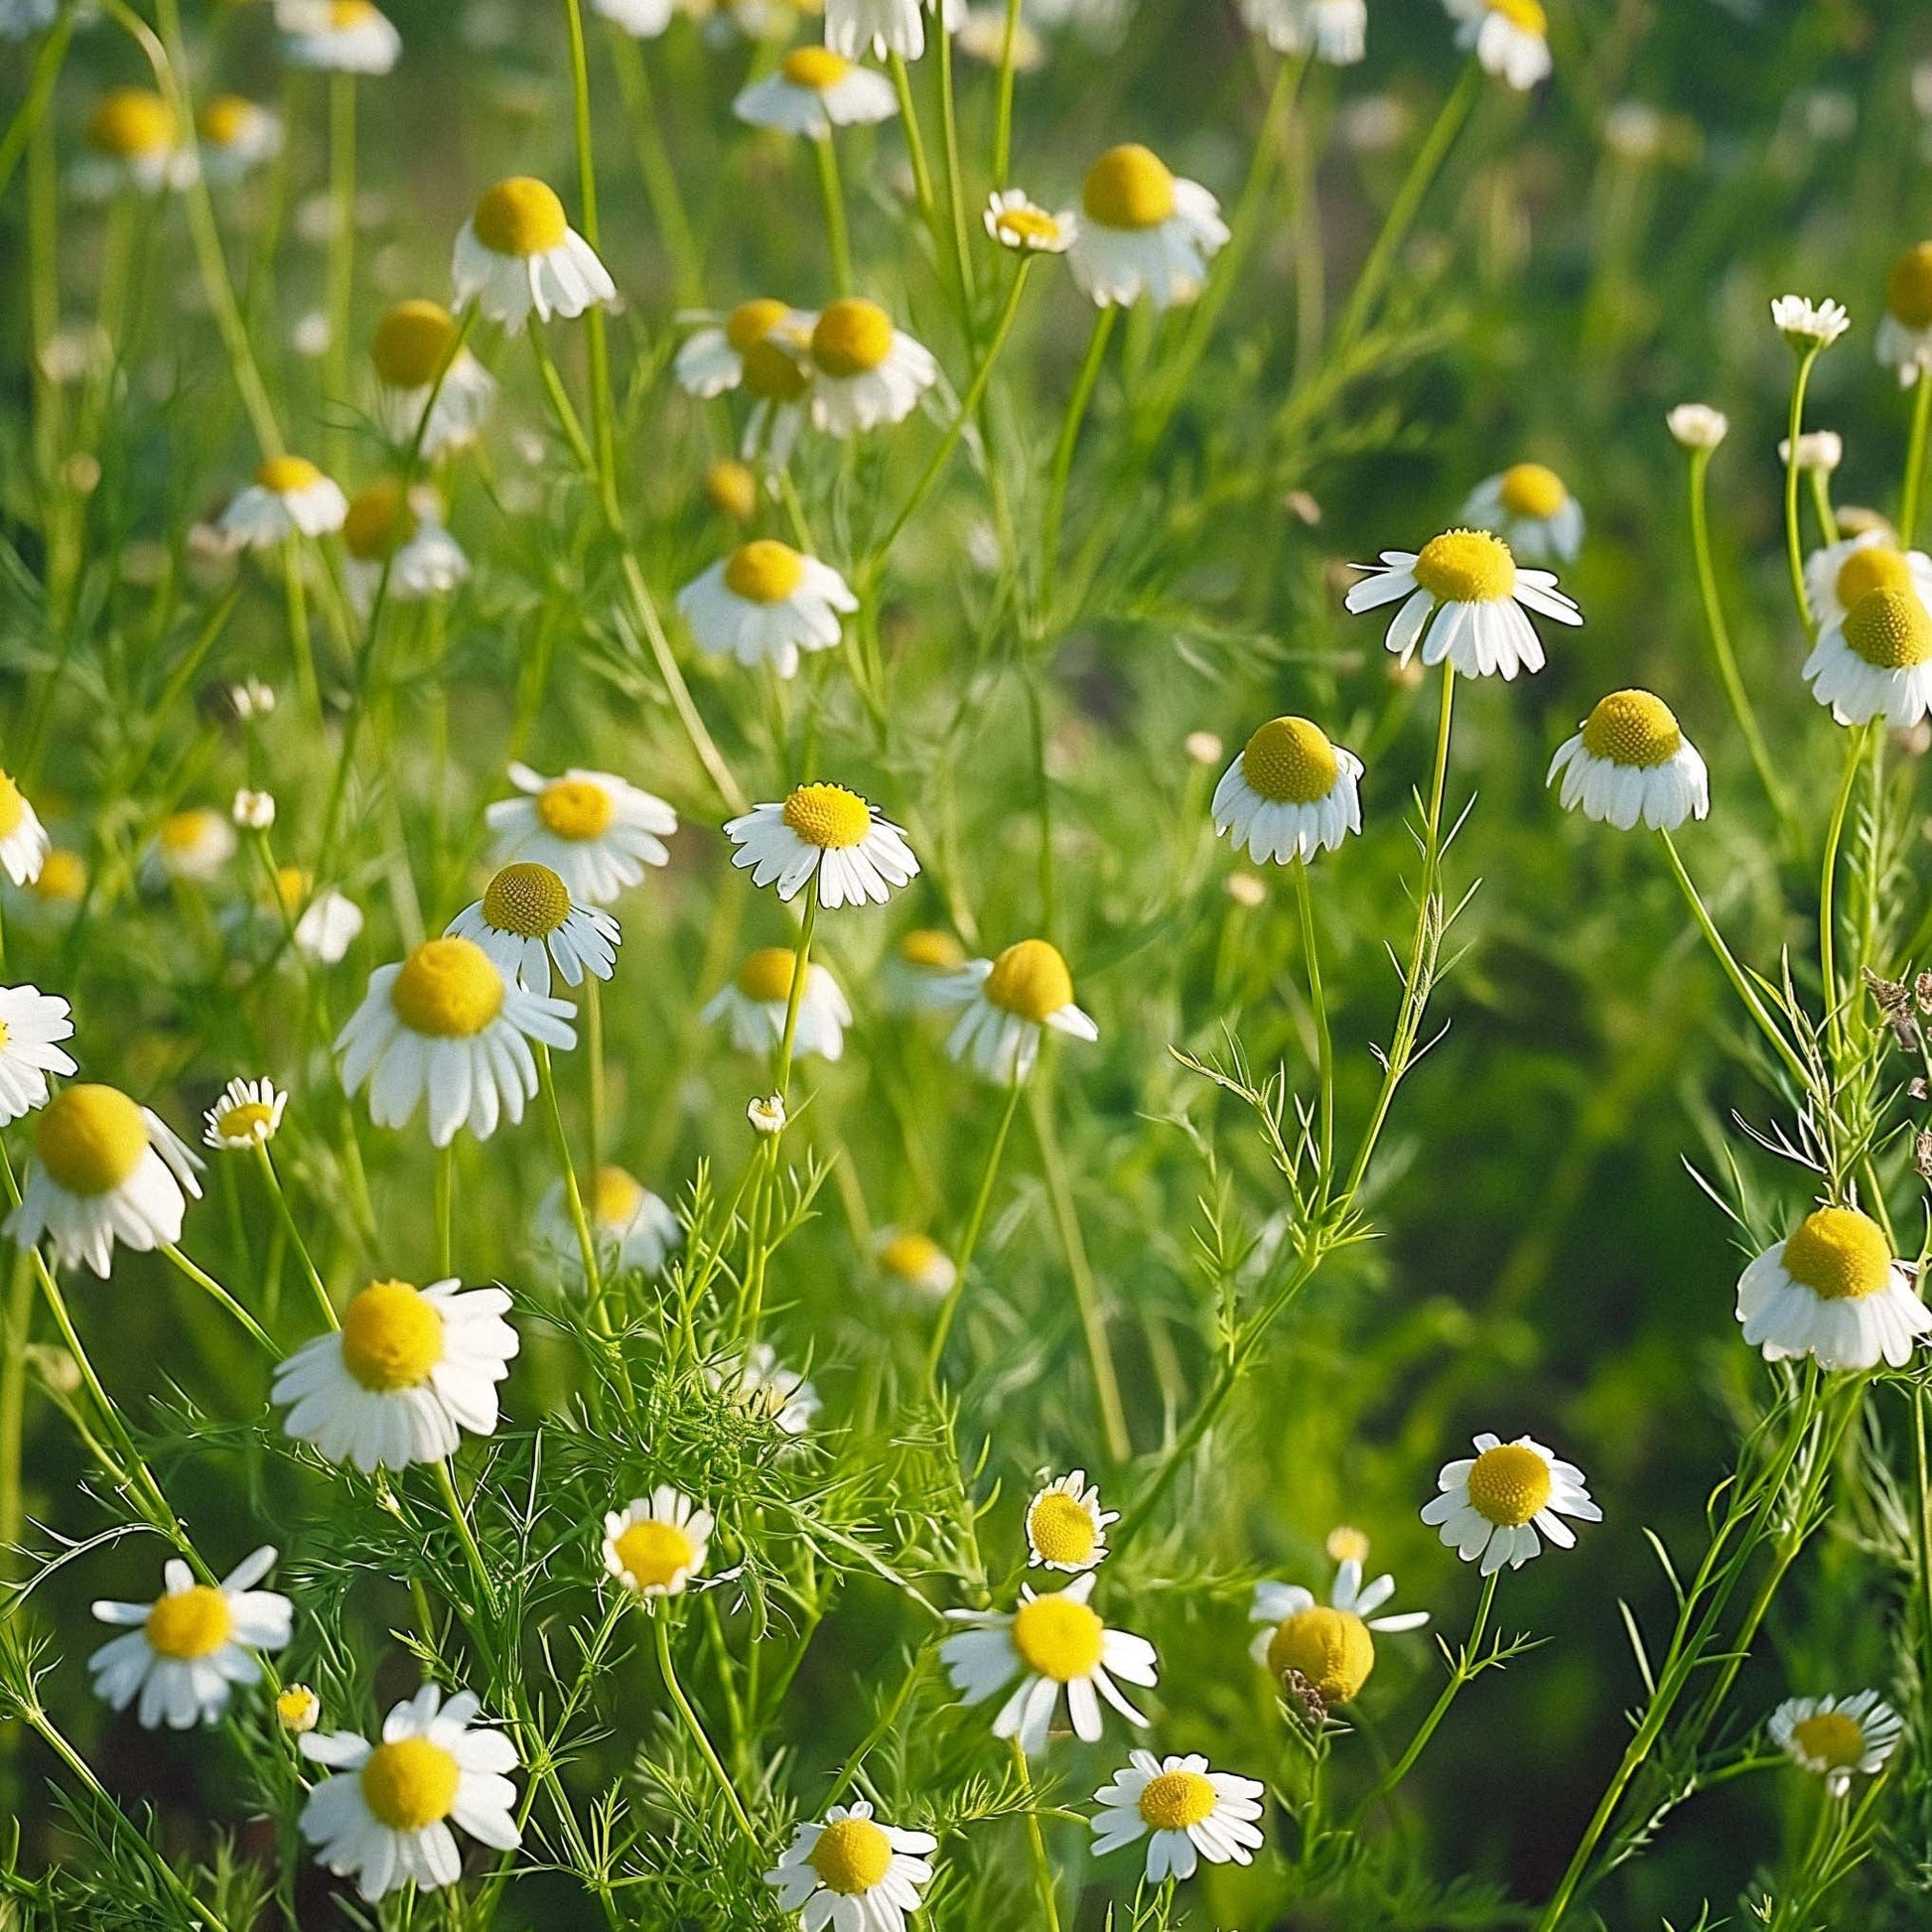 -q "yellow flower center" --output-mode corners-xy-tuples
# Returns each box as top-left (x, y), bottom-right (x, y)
(1009, 1592), (1105, 1682)
(1579, 689), (1683, 768)
(483, 861), (571, 938)
(1498, 462), (1567, 519)
(737, 946), (800, 1004)
(1842, 586), (1932, 670)
(1466, 1444), (1552, 1527)
(370, 299), (458, 389)
(341, 479), (418, 562)
(984, 938), (1074, 1024)
(276, 1685), (320, 1731)
(144, 1587), (233, 1660)
(0, 771), (23, 838)
(781, 46), (852, 89)
(1027, 1492), (1097, 1567)
(472, 177), (569, 258)
(1413, 529), (1517, 604)
(1325, 1525), (1370, 1565)
(255, 454), (324, 496)
(881, 1230), (944, 1279)
(88, 88), (175, 159)
(1265, 1605), (1375, 1703)
(275, 865), (311, 911)
(359, 1737), (462, 1832)
(1490, 0), (1547, 33)
(593, 1165), (644, 1226)
(812, 299), (896, 379)
(1792, 1711), (1866, 1770)
(781, 781), (873, 850)
(537, 777), (616, 841)
(34, 849), (86, 902)
(198, 96), (255, 148)
(1886, 241), (1932, 331)
(1781, 1205), (1892, 1302)
(807, 1817), (895, 1895)
(35, 1086), (149, 1196)
(331, 0), (379, 24)
(995, 205), (1064, 247)
(741, 338), (811, 402)
(725, 298), (791, 353)
(724, 539), (807, 605)
(614, 1517), (698, 1588)
(160, 809), (218, 855)
(1836, 545), (1913, 609)
(340, 1279), (445, 1390)
(1136, 1769), (1218, 1832)
(1240, 716), (1340, 805)
(900, 929), (965, 970)
(215, 1101), (276, 1143)
(390, 936), (504, 1038)
(704, 457), (759, 522)
(1082, 144), (1176, 229)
